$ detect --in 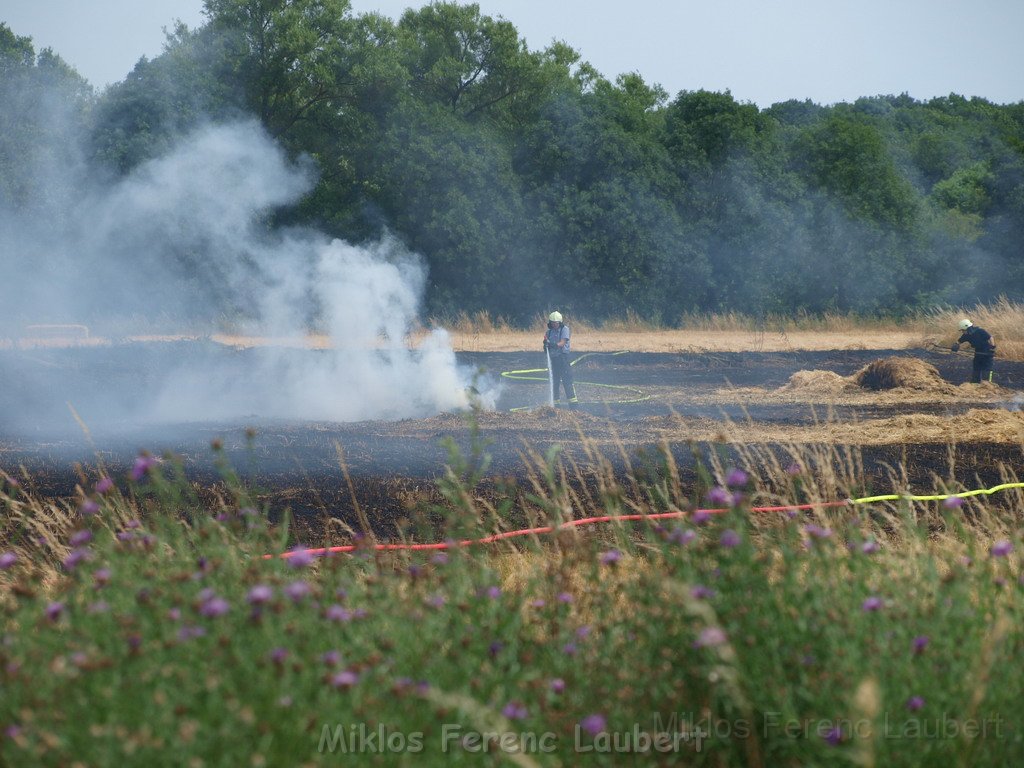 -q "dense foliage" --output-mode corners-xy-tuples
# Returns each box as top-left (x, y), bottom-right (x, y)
(2, 435), (1023, 765)
(2, 2), (1023, 323)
